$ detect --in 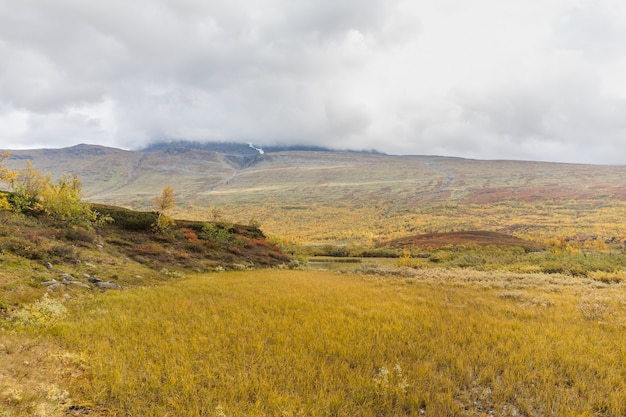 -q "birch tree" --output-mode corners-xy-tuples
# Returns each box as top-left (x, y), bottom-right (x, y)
(154, 185), (176, 232)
